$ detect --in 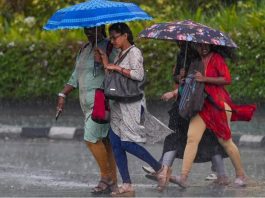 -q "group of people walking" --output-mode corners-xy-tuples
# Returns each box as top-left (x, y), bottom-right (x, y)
(56, 22), (256, 196)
